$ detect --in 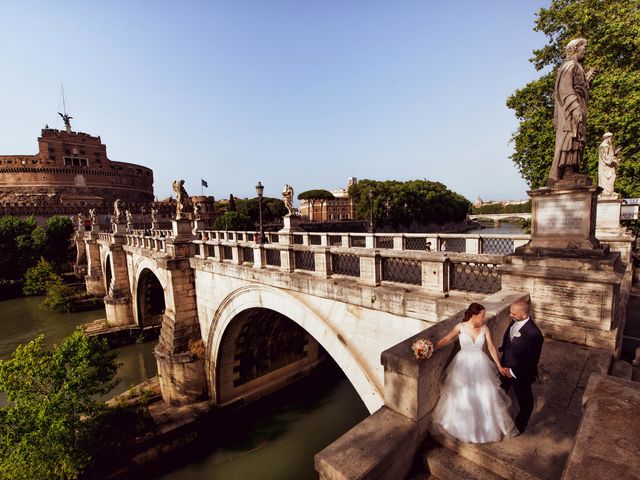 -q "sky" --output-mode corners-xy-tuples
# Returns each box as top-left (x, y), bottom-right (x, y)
(0, 0), (551, 203)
